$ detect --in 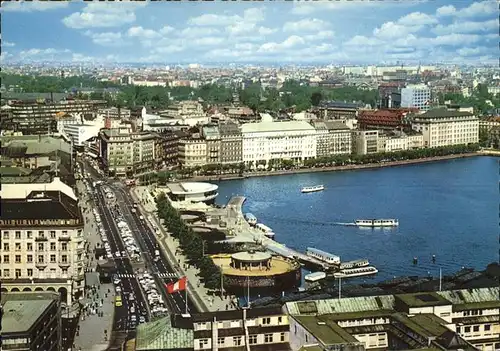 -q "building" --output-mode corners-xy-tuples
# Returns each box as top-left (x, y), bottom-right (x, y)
(411, 108), (479, 148)
(99, 128), (157, 177)
(401, 84), (431, 112)
(378, 82), (405, 108)
(158, 182), (218, 206)
(178, 133), (208, 168)
(3, 99), (106, 135)
(62, 123), (101, 149)
(0, 178), (85, 304)
(202, 125), (221, 165)
(357, 109), (417, 130)
(219, 121), (243, 165)
(284, 287), (499, 351)
(241, 121), (316, 168)
(154, 130), (183, 168)
(161, 100), (205, 118)
(317, 101), (363, 120)
(354, 130), (379, 155)
(311, 121), (352, 157)
(99, 106), (131, 120)
(378, 132), (424, 152)
(1, 291), (62, 351)
(134, 307), (291, 351)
